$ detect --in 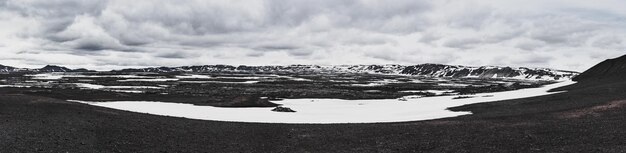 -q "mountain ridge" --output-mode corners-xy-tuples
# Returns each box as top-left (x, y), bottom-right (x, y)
(114, 64), (577, 81)
(0, 63), (578, 81)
